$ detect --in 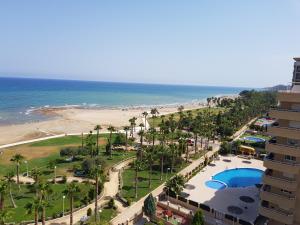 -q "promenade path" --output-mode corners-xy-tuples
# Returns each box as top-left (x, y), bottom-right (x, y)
(110, 143), (220, 225)
(35, 158), (135, 225)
